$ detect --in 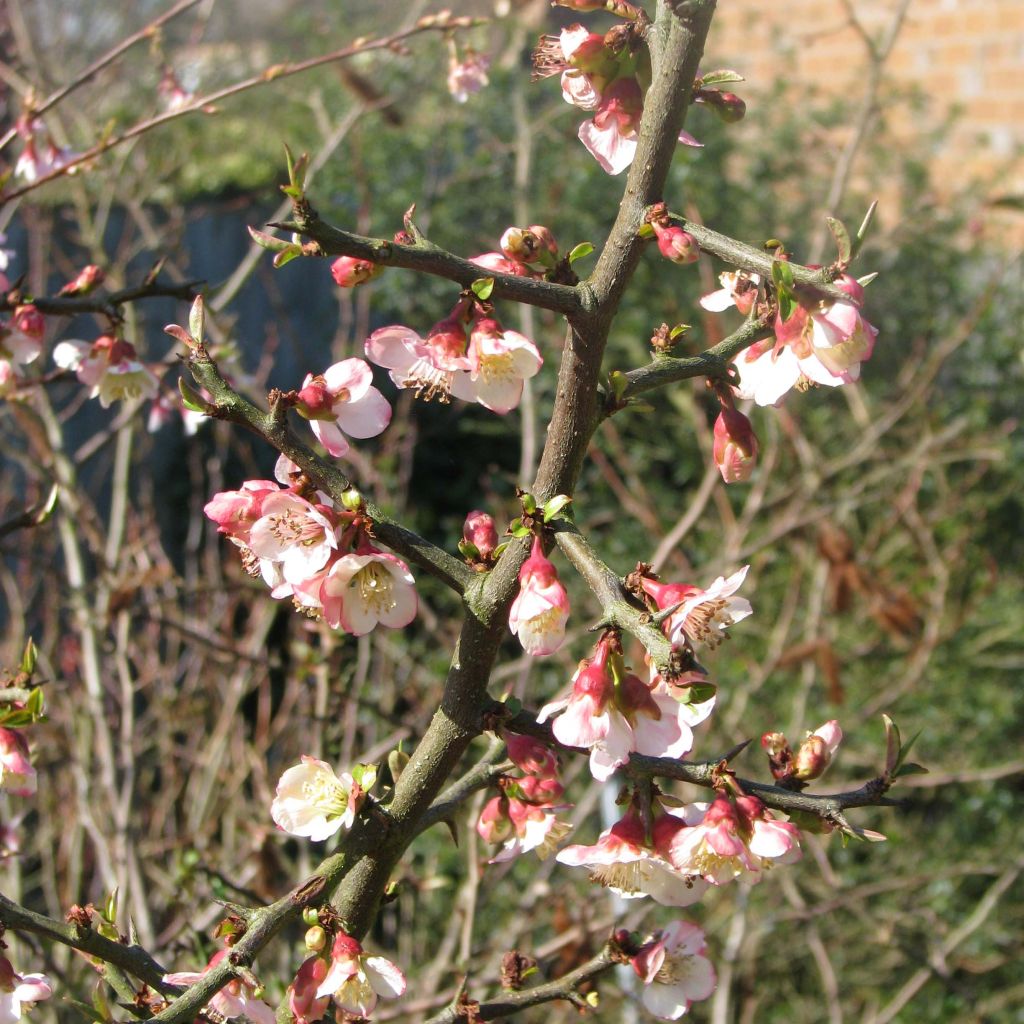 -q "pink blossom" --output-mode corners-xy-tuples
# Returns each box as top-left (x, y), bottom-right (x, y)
(58, 264), (105, 297)
(1, 306), (44, 365)
(668, 795), (801, 885)
(271, 756), (366, 840)
(447, 51), (490, 103)
(504, 733), (559, 778)
(315, 933), (406, 1016)
(0, 729), (35, 797)
(289, 956), (330, 1024)
(320, 545), (417, 635)
(203, 480), (281, 542)
(641, 566), (752, 650)
(556, 805), (709, 907)
(481, 777), (573, 863)
(712, 405), (758, 483)
(0, 956), (51, 1024)
(248, 491), (338, 586)
(450, 317), (542, 414)
(52, 336), (159, 408)
(578, 78), (644, 175)
(700, 271), (760, 316)
(163, 950), (275, 1024)
(733, 275), (878, 407)
(630, 921), (716, 1020)
(469, 252), (534, 277)
(538, 639), (715, 780)
(295, 357), (392, 458)
(365, 323), (472, 404)
(508, 538), (569, 656)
